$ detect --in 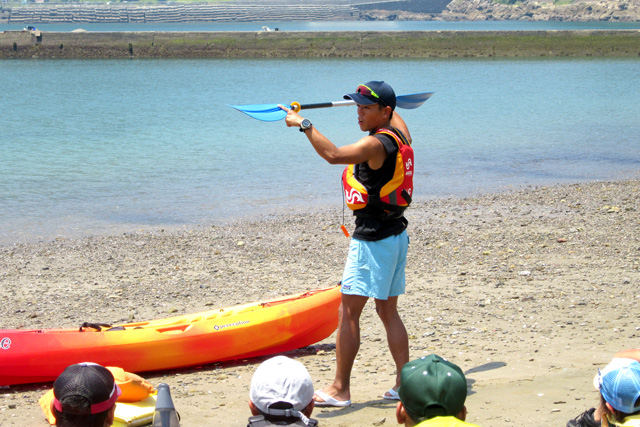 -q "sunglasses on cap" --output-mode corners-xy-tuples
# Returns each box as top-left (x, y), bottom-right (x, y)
(356, 84), (387, 106)
(356, 84), (380, 98)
